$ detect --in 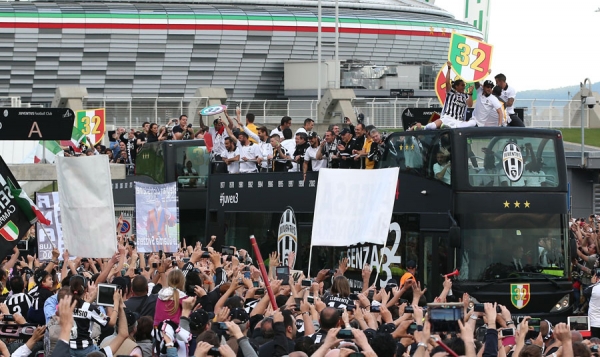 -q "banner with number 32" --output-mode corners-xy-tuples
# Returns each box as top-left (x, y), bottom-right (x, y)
(448, 33), (493, 83)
